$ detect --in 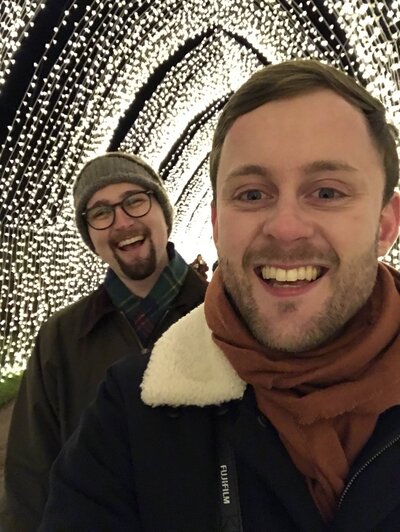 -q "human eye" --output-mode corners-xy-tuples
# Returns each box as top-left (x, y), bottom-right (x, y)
(310, 187), (347, 201)
(88, 205), (111, 220)
(230, 188), (275, 211)
(125, 194), (141, 205)
(124, 193), (147, 211)
(236, 189), (266, 202)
